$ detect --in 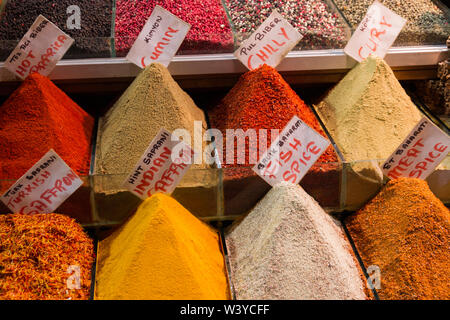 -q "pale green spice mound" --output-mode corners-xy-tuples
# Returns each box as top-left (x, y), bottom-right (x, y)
(315, 56), (422, 162)
(96, 63), (208, 175)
